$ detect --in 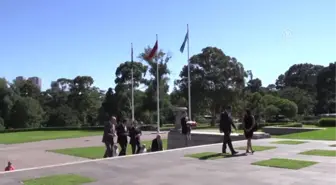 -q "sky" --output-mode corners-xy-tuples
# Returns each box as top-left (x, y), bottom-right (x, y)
(1, 0), (335, 92)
